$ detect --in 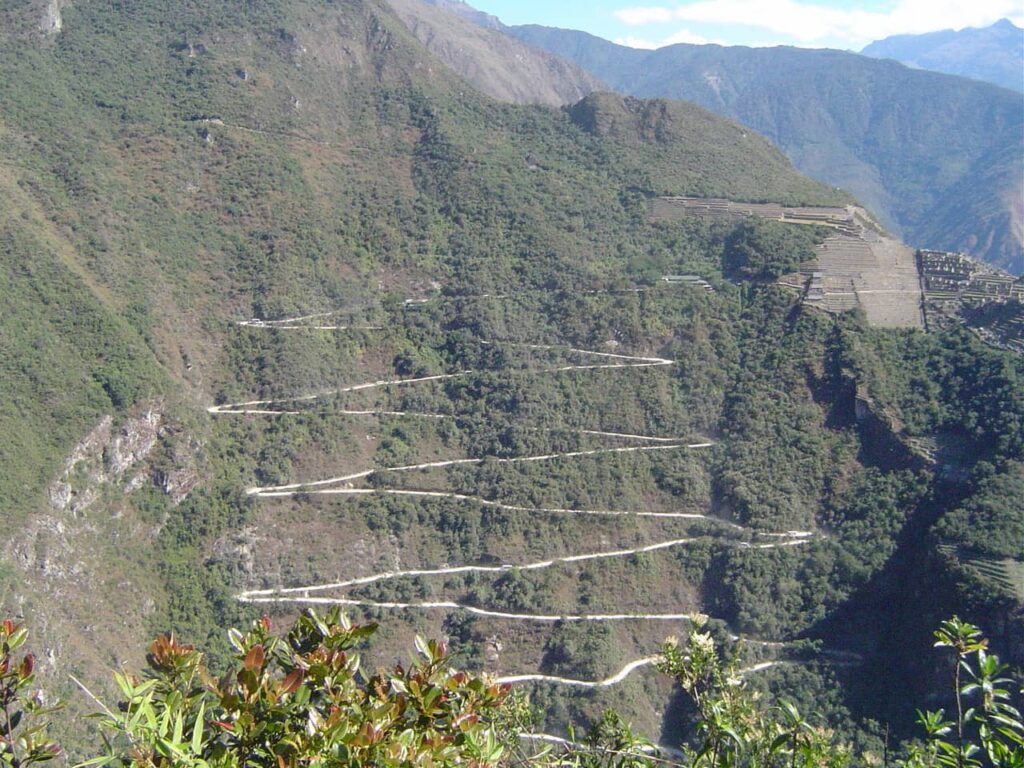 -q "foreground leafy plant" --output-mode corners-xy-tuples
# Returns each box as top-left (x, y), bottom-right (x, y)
(657, 615), (849, 768)
(0, 621), (62, 767)
(903, 617), (1024, 768)
(82, 609), (510, 767)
